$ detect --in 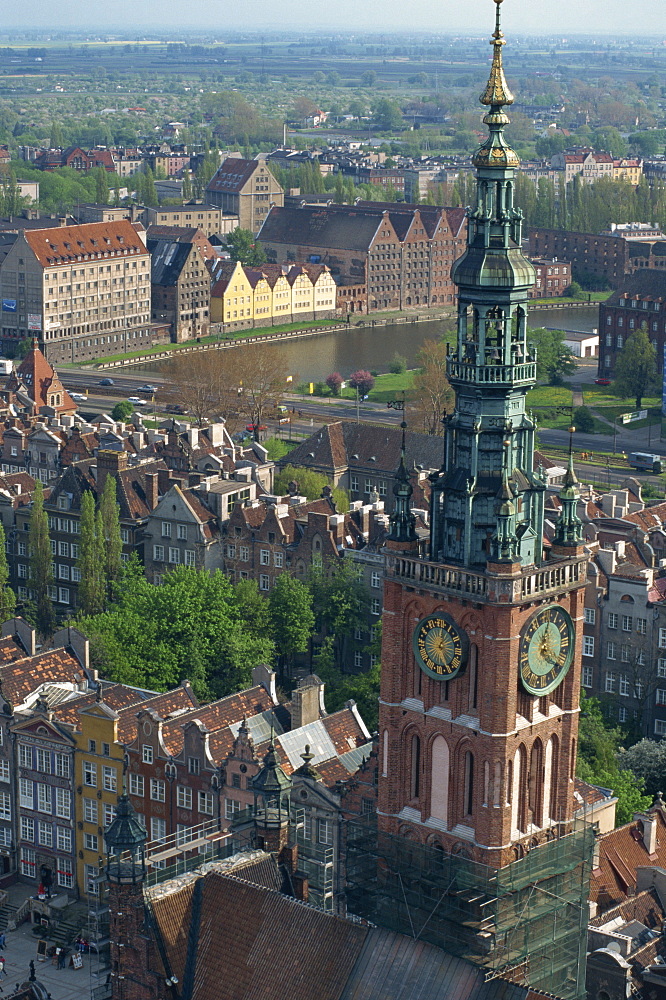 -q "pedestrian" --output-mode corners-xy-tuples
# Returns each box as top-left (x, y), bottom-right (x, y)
(0, 955), (6, 976)
(57, 949), (67, 970)
(0, 931), (6, 949)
